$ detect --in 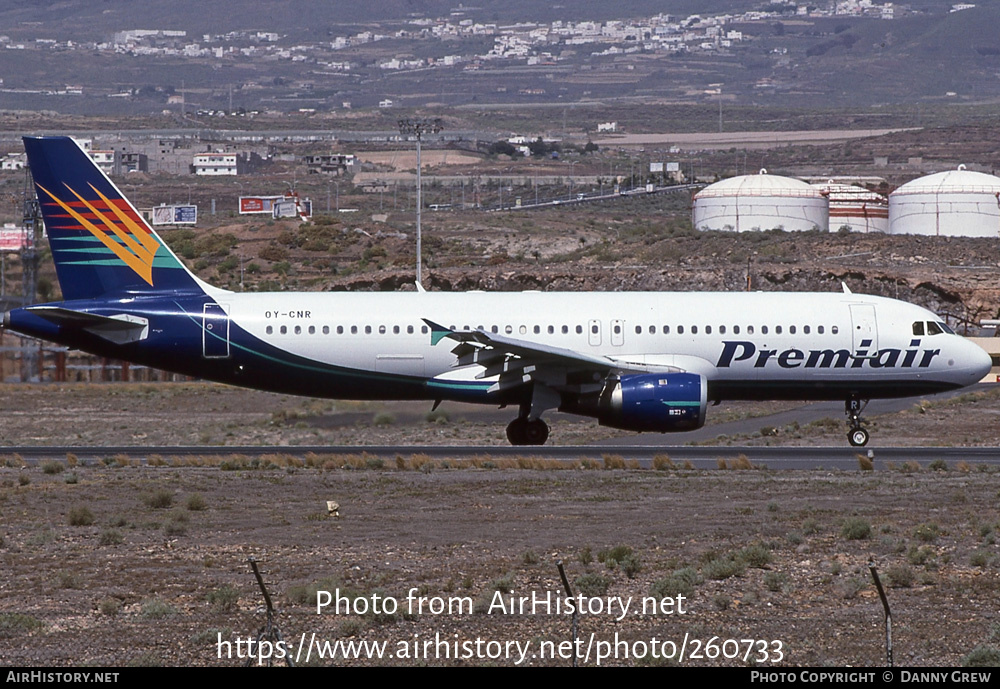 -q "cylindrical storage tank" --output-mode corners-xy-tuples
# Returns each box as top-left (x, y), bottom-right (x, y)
(811, 181), (888, 233)
(693, 169), (828, 232)
(889, 165), (1000, 237)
